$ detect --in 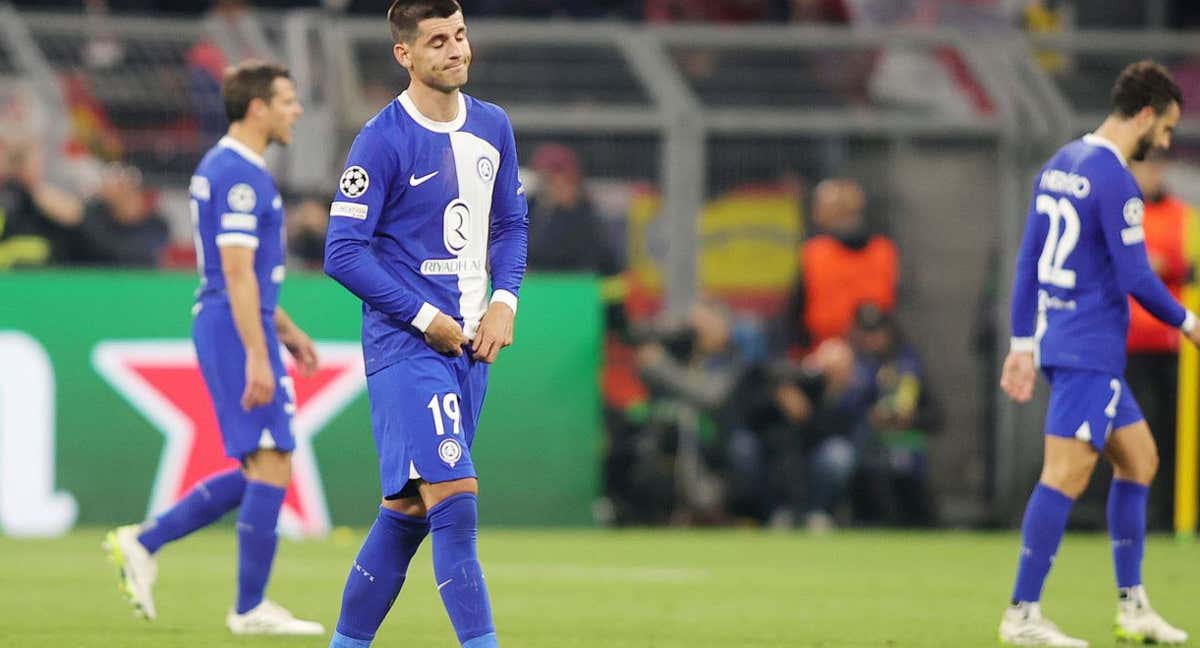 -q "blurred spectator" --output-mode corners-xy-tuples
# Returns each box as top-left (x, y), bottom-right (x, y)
(644, 0), (780, 22)
(631, 301), (769, 525)
(1021, 0), (1071, 72)
(1126, 154), (1199, 530)
(64, 163), (168, 267)
(285, 192), (329, 270)
(187, 0), (268, 146)
(761, 337), (859, 531)
(527, 141), (632, 334)
(784, 178), (897, 351)
(624, 296), (867, 530)
(787, 0), (851, 23)
(187, 40), (229, 147)
(472, 0), (635, 18)
(525, 143), (641, 526)
(527, 143), (621, 276)
(0, 140), (83, 269)
(847, 303), (940, 527)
